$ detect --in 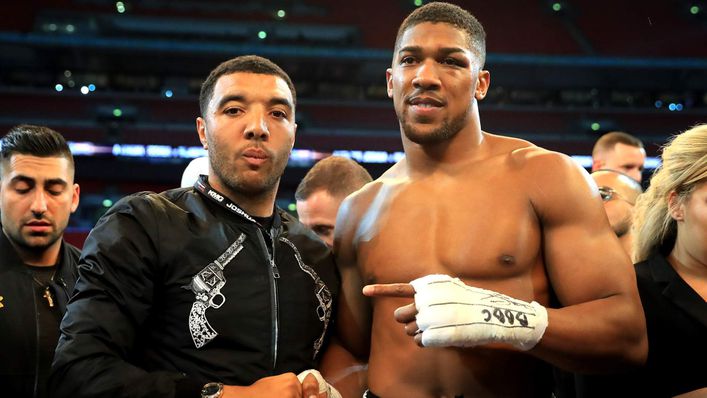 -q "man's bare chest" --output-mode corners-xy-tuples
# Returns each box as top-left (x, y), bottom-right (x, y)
(355, 185), (542, 284)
